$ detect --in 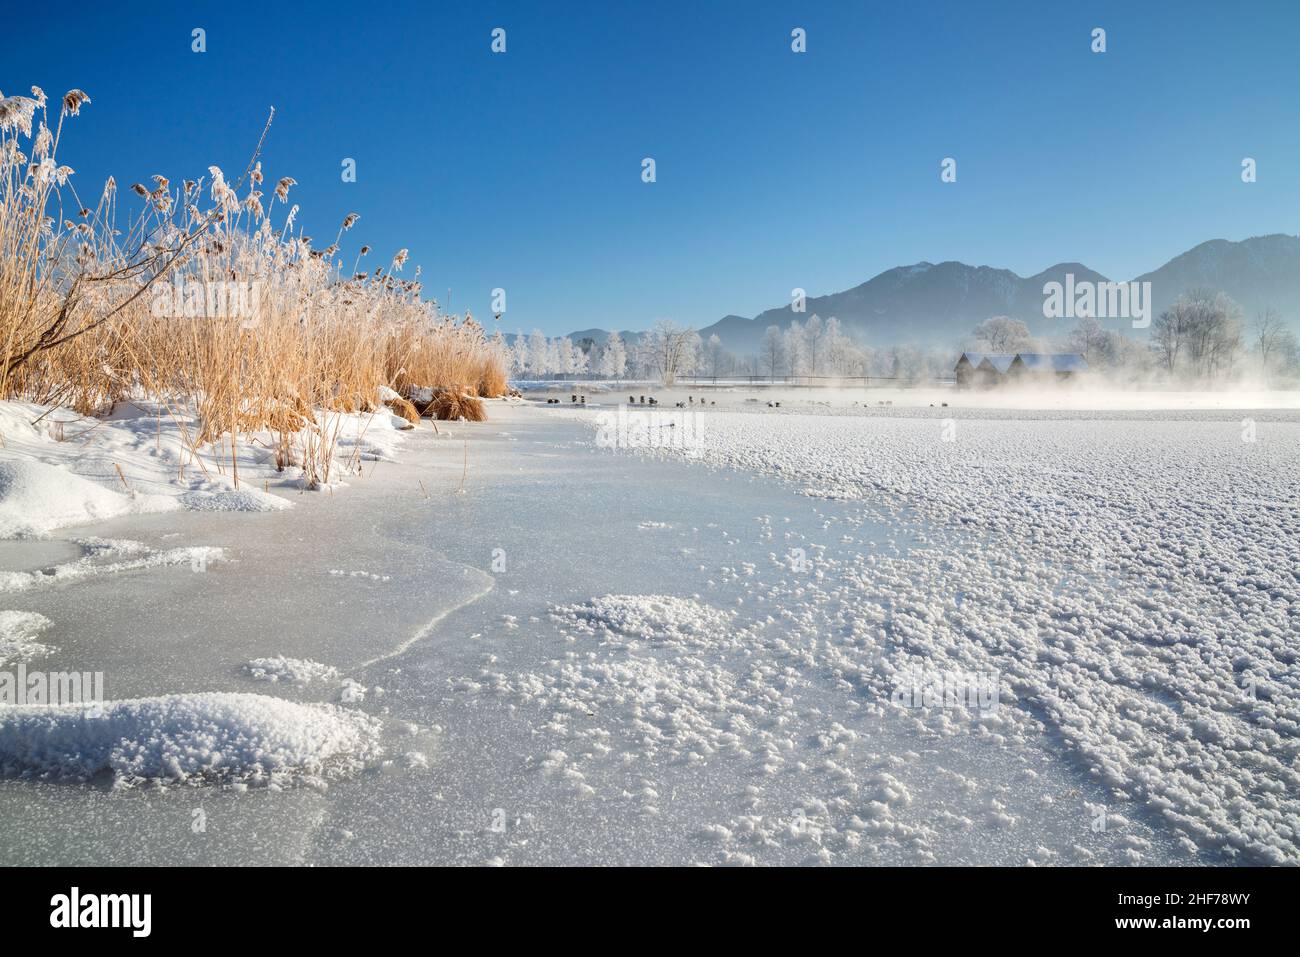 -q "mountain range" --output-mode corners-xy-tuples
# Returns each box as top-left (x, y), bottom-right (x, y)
(534, 234), (1300, 355)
